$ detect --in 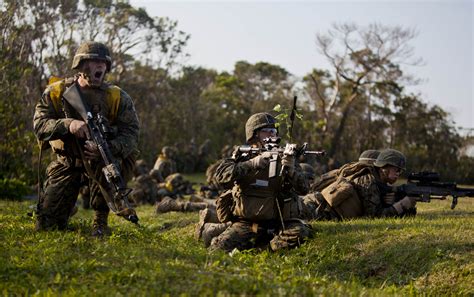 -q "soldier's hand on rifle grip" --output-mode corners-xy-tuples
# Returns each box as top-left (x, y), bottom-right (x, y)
(281, 154), (295, 177)
(392, 196), (417, 214)
(247, 151), (273, 170)
(69, 120), (90, 139)
(84, 140), (100, 160)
